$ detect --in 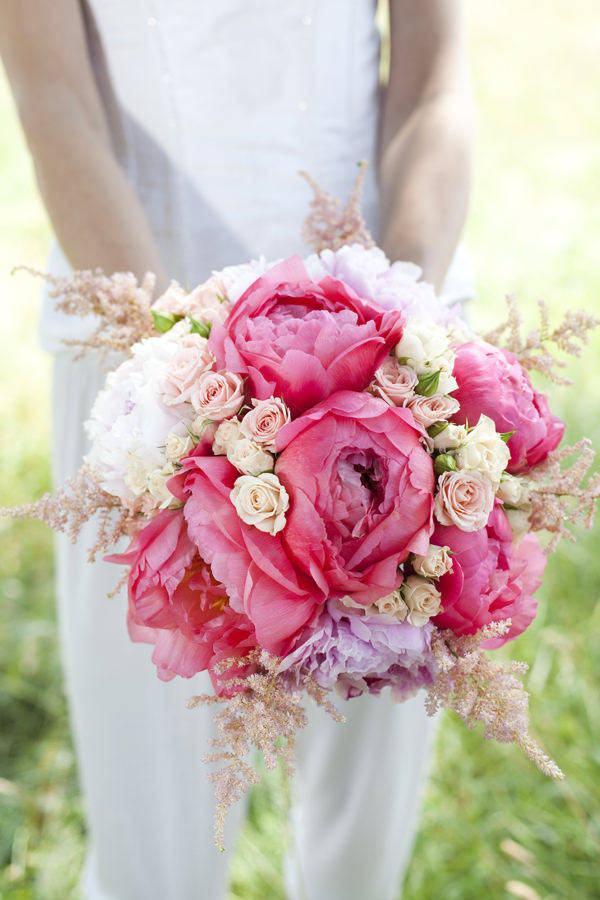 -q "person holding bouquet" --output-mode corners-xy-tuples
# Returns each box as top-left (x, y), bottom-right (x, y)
(0, 2), (473, 898)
